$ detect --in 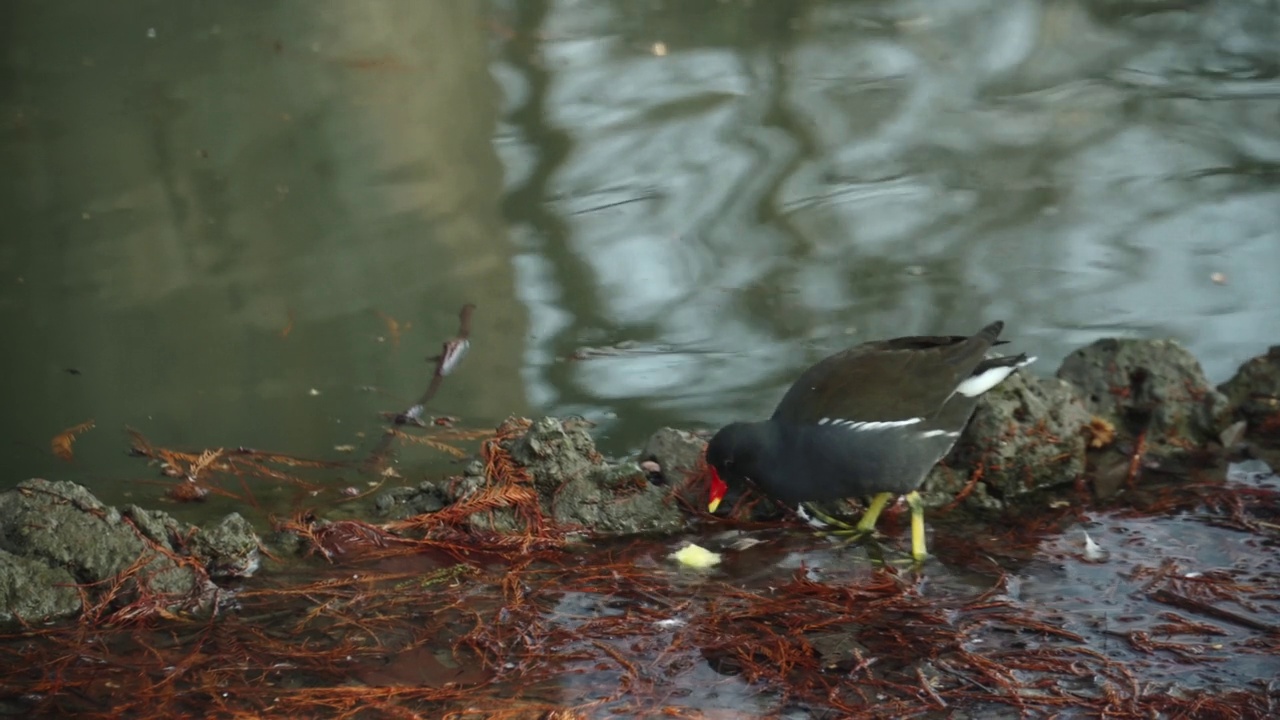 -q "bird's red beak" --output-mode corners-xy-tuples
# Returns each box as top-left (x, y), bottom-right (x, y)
(707, 466), (727, 513)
